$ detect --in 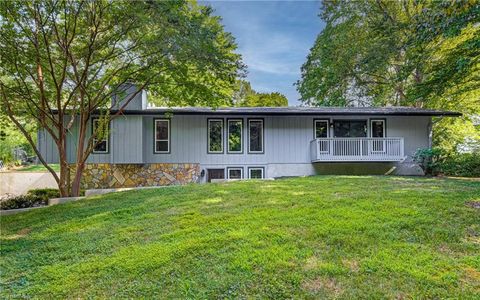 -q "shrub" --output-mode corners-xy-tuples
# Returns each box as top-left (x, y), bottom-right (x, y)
(0, 195), (45, 210)
(438, 153), (480, 177)
(413, 148), (443, 175)
(27, 188), (60, 202)
(414, 148), (480, 177)
(0, 188), (60, 210)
